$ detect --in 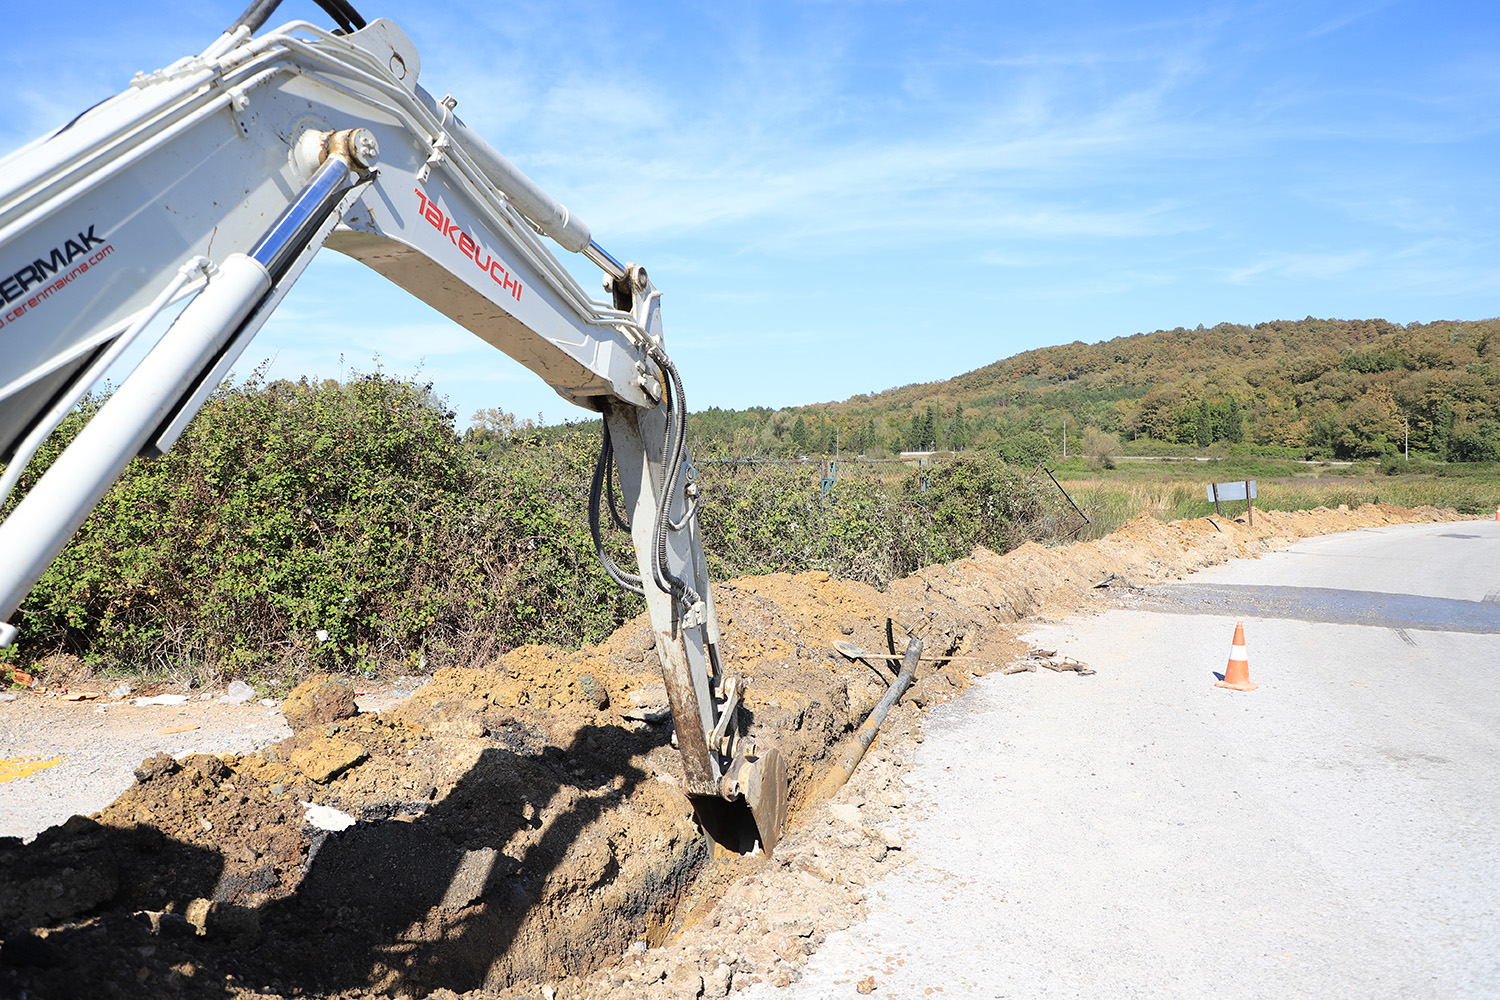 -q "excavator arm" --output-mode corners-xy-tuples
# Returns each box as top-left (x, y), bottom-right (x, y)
(0, 2), (784, 851)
